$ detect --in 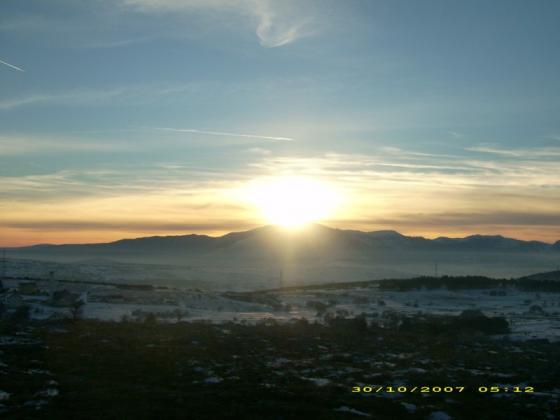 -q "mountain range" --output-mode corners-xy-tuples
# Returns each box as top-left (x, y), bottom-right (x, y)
(4, 224), (560, 288)
(8, 224), (560, 263)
